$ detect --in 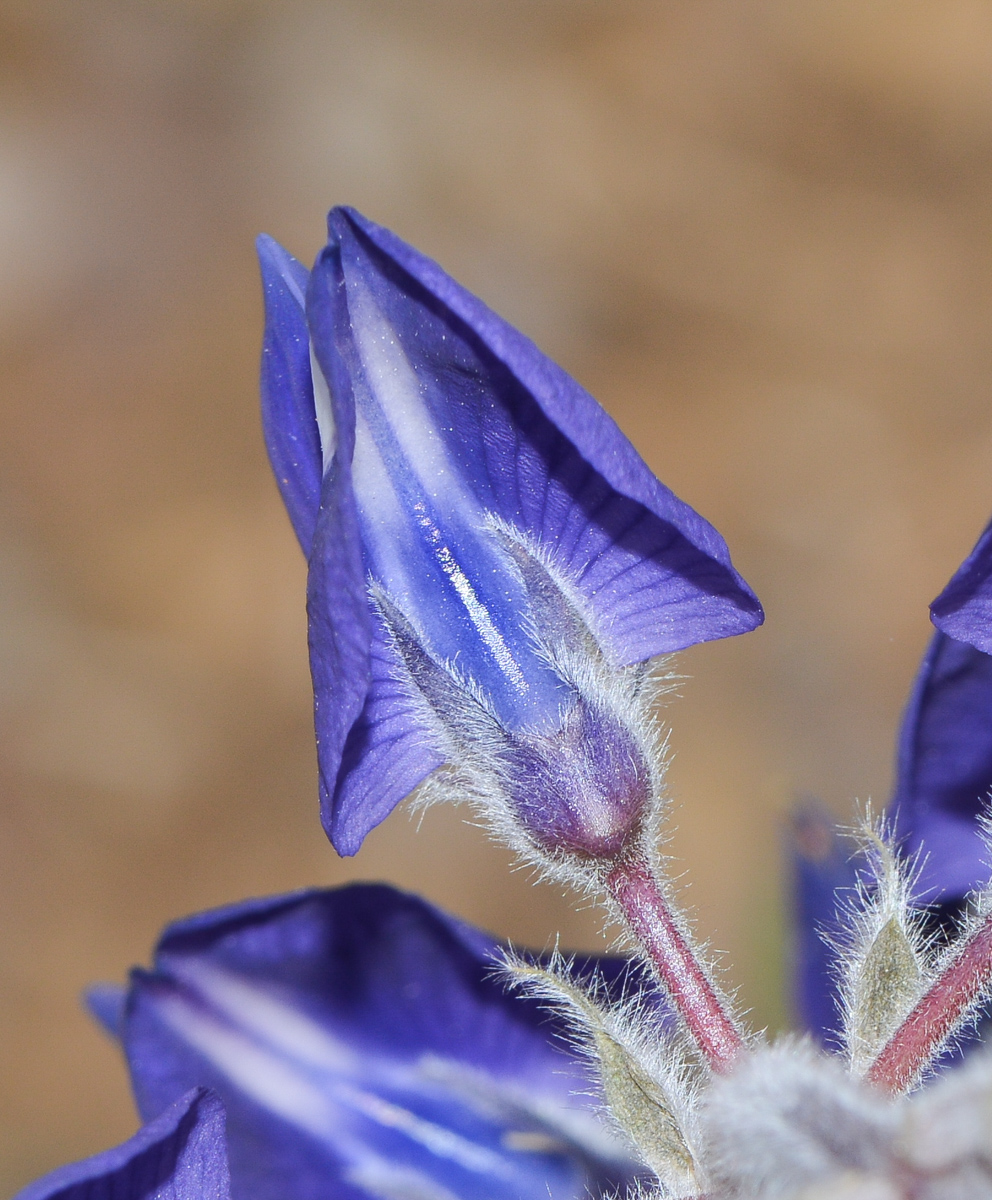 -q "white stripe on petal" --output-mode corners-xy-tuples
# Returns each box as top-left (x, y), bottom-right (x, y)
(337, 1083), (514, 1178)
(166, 959), (356, 1074)
(155, 992), (339, 1141)
(346, 1154), (463, 1200)
(352, 404), (417, 601)
(345, 279), (534, 699)
(153, 978), (518, 1185)
(309, 343), (336, 474)
(347, 279), (477, 516)
(410, 501), (527, 696)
